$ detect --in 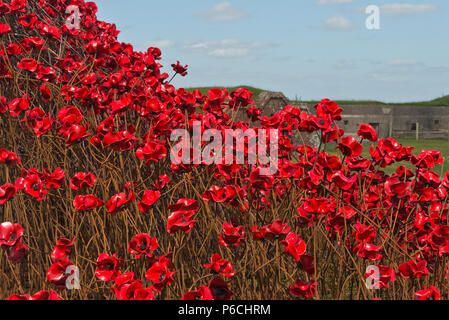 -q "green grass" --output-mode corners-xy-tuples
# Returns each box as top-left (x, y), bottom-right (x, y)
(186, 85), (449, 107)
(325, 138), (449, 175)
